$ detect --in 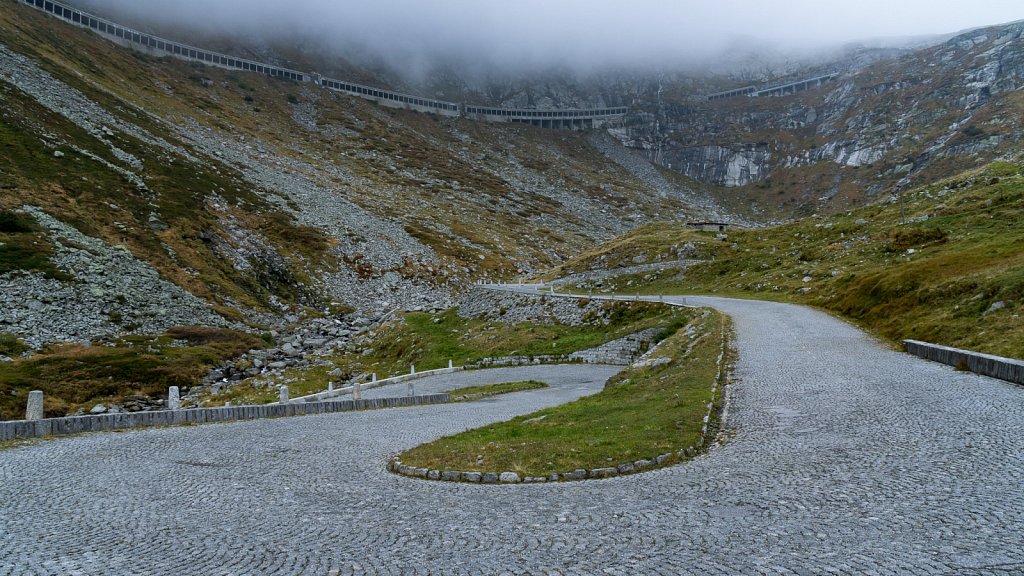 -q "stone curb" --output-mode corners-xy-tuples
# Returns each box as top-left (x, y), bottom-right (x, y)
(389, 289), (733, 485)
(387, 439), (708, 484)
